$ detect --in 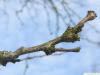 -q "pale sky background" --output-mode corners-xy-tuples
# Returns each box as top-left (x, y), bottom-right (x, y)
(0, 0), (100, 75)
